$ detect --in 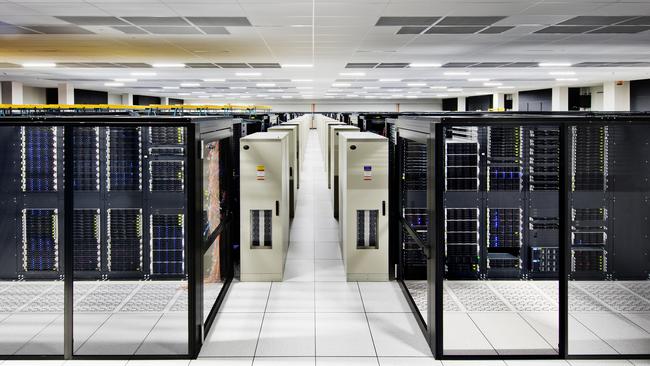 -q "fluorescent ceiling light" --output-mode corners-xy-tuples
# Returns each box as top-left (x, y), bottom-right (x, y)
(240, 96), (251, 99)
(549, 71), (576, 76)
(468, 78), (489, 82)
(407, 83), (426, 87)
(484, 82), (503, 86)
(339, 72), (365, 76)
(230, 86), (247, 89)
(269, 89), (284, 92)
(539, 62), (572, 67)
(429, 86), (447, 90)
(447, 88), (463, 92)
(406, 95), (419, 99)
(387, 89), (403, 92)
(290, 24), (311, 27)
(257, 83), (276, 87)
(191, 91), (203, 94)
(292, 79), (313, 82)
(236, 72), (261, 76)
(211, 94), (223, 97)
(556, 78), (579, 81)
(265, 97), (276, 100)
(379, 78), (401, 82)
(163, 86), (180, 90)
(409, 63), (442, 67)
(131, 71), (156, 76)
(178, 93), (191, 96)
(104, 82), (124, 87)
(444, 71), (470, 76)
(363, 86), (379, 89)
(203, 78), (225, 82)
(281, 96), (293, 99)
(332, 83), (351, 87)
(114, 78), (136, 82)
(436, 94), (449, 97)
(296, 86), (313, 90)
(152, 63), (185, 68)
(22, 62), (56, 68)
(364, 96), (375, 99)
(198, 95), (210, 98)
(282, 64), (313, 68)
(256, 94), (268, 97)
(180, 83), (200, 87)
(497, 86), (514, 89)
(347, 94), (359, 97)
